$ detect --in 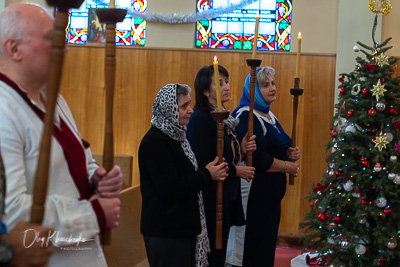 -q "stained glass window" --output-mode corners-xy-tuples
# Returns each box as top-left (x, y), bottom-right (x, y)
(66, 0), (147, 46)
(195, 0), (292, 51)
